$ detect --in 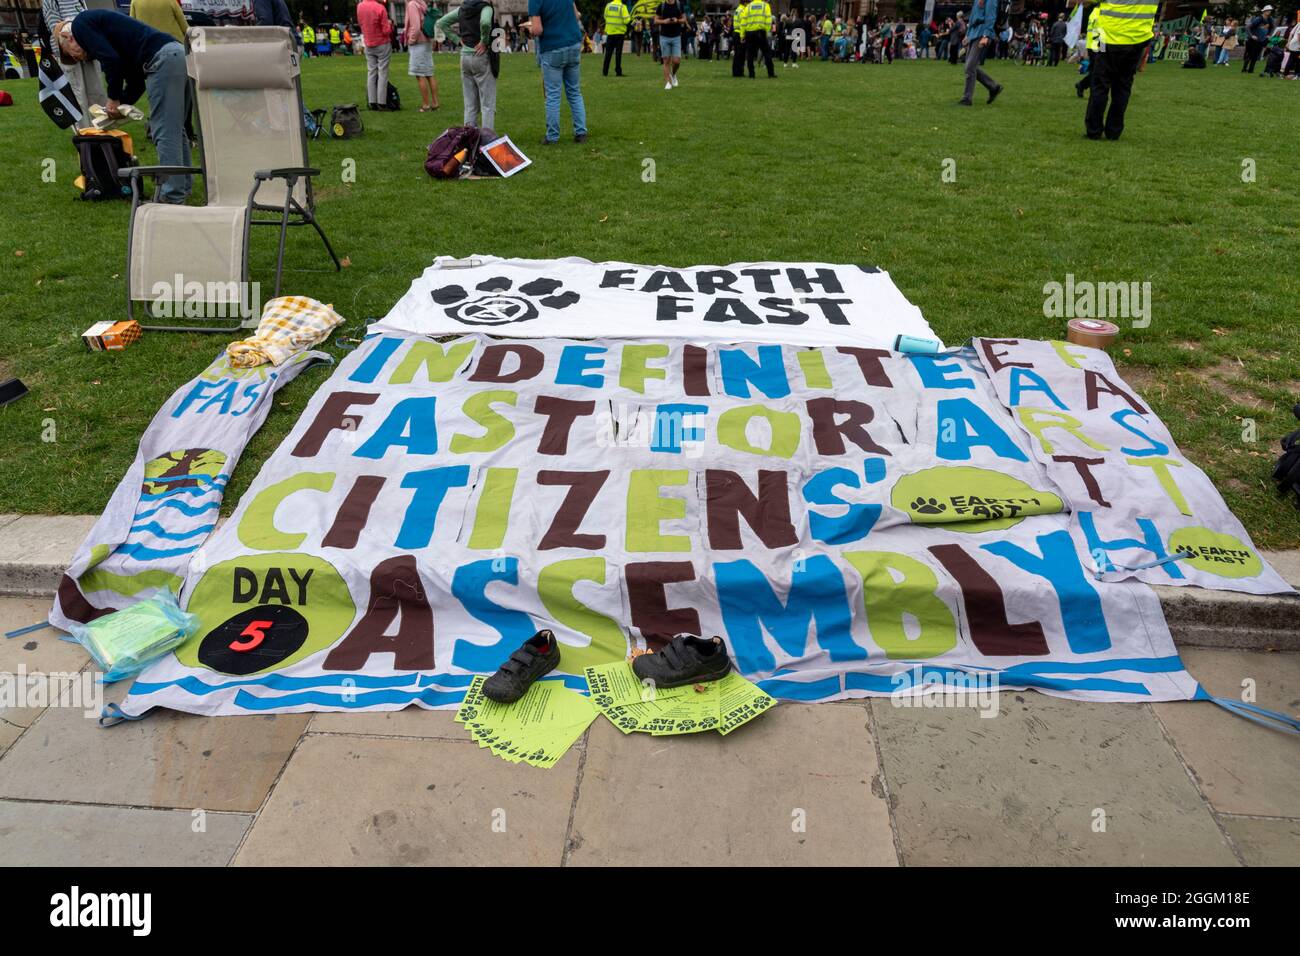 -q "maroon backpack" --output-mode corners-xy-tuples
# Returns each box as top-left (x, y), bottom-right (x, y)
(425, 126), (482, 179)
